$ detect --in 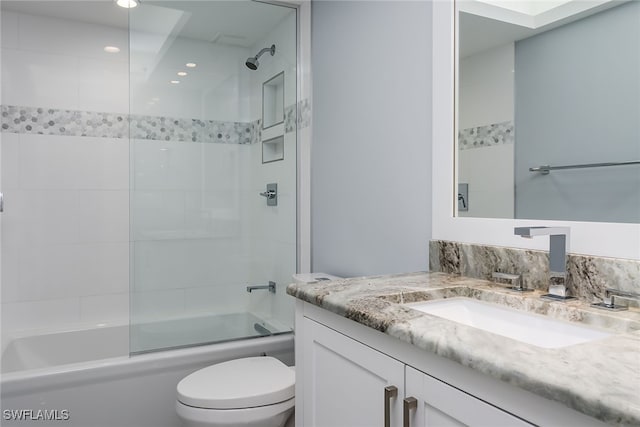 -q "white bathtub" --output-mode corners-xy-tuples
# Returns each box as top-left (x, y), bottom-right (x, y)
(1, 314), (294, 427)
